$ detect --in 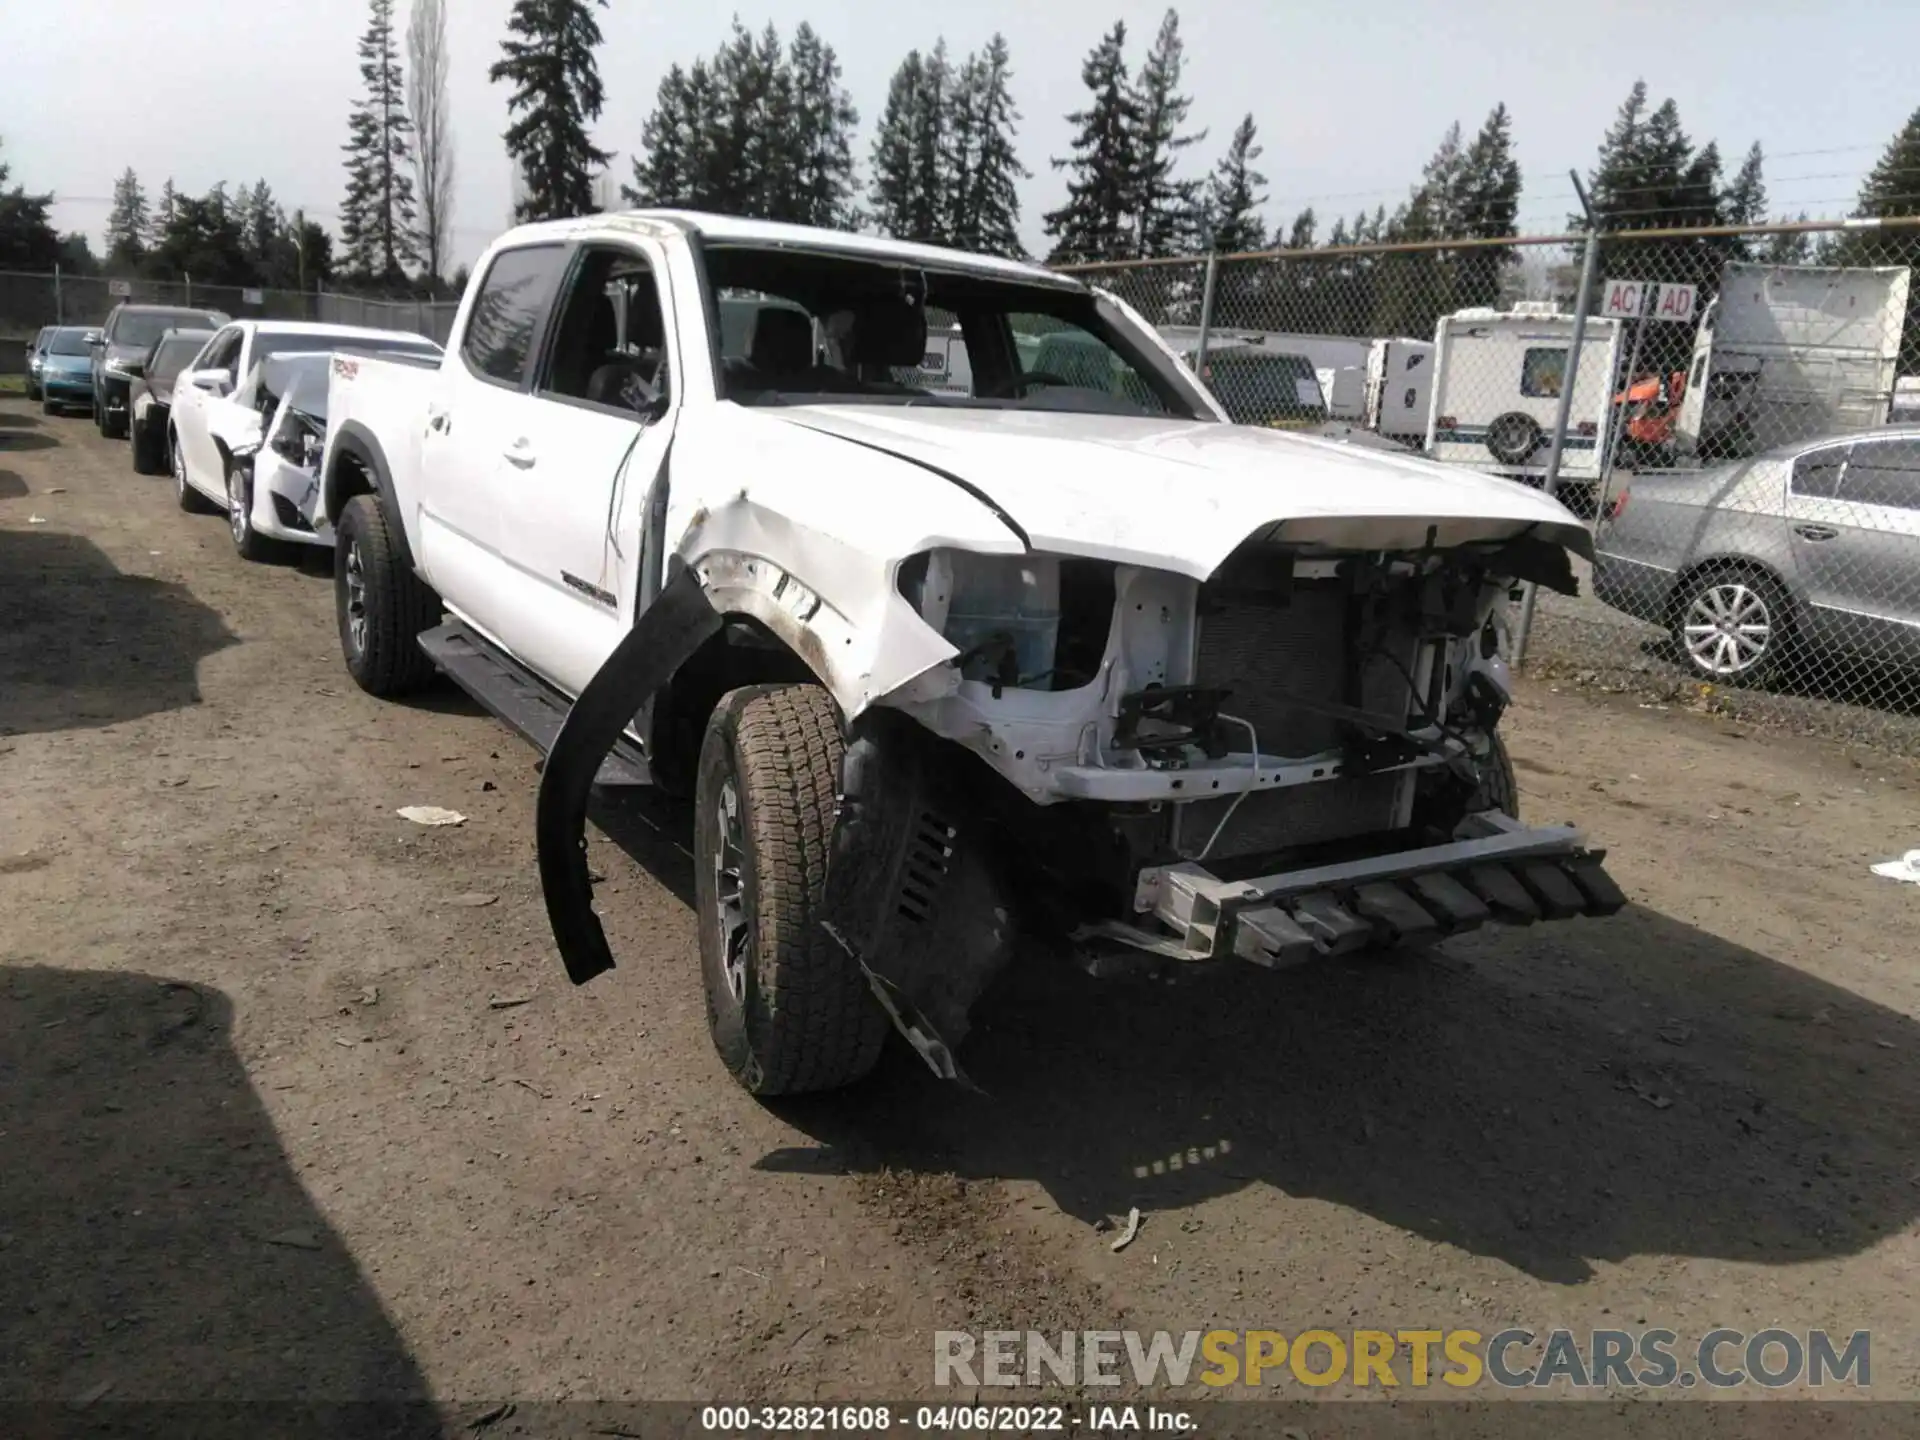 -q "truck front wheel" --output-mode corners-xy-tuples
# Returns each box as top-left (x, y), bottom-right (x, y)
(695, 684), (889, 1096)
(334, 494), (439, 697)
